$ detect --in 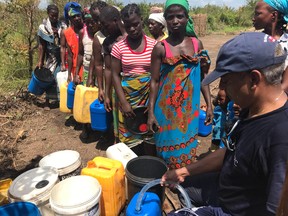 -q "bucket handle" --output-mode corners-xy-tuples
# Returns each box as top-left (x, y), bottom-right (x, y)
(135, 179), (192, 212)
